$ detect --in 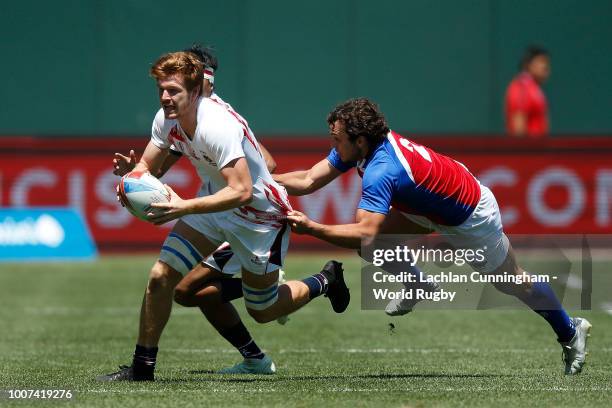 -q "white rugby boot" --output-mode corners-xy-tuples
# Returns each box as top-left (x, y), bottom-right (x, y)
(385, 281), (441, 316)
(217, 355), (276, 375)
(276, 269), (289, 325)
(561, 317), (592, 375)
